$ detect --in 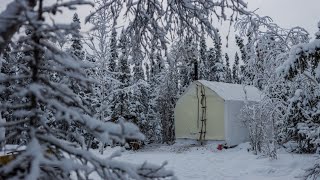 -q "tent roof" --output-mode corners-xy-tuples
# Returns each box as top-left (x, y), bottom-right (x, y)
(197, 80), (262, 102)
